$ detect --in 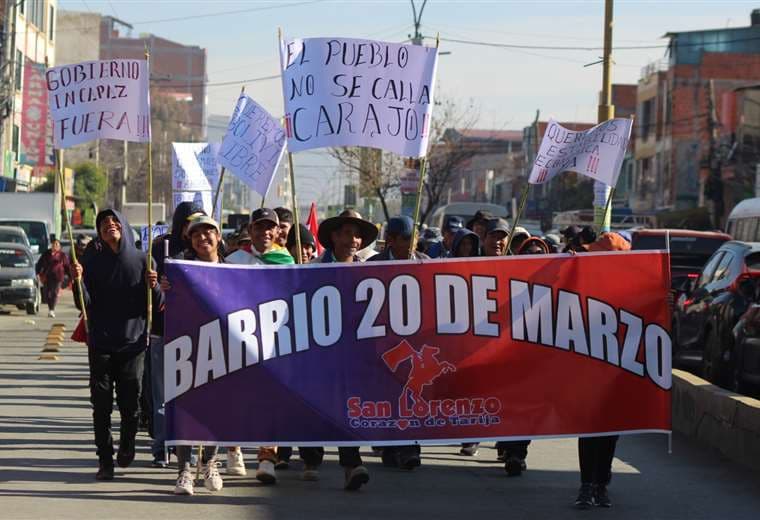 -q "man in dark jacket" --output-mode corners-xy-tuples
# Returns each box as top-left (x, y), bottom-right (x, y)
(72, 209), (163, 481)
(368, 216), (426, 470)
